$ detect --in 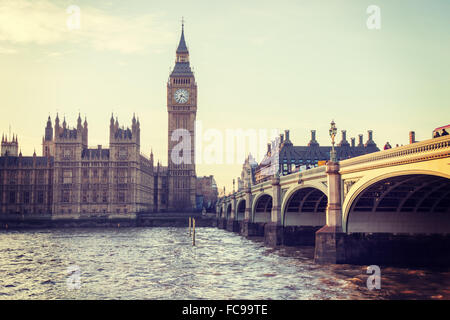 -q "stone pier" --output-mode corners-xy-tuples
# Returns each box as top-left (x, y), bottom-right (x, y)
(226, 218), (240, 232)
(283, 226), (322, 246)
(314, 161), (346, 264)
(217, 218), (227, 229)
(240, 220), (265, 237)
(264, 175), (283, 247)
